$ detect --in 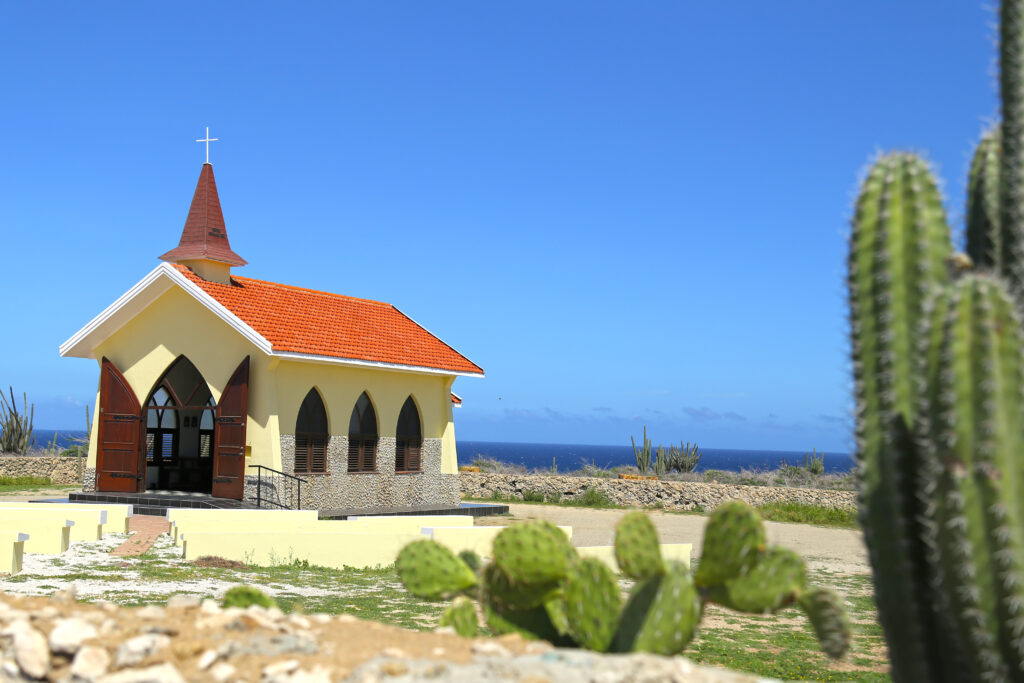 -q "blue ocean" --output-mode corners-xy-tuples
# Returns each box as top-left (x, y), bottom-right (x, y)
(31, 430), (855, 473)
